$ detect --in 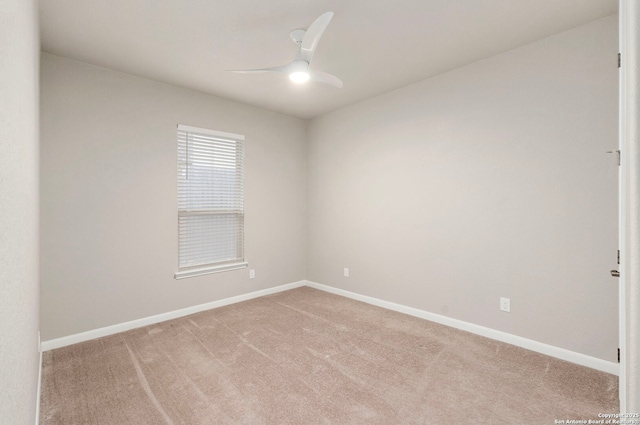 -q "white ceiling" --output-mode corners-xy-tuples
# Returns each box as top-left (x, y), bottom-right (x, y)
(39, 0), (617, 119)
